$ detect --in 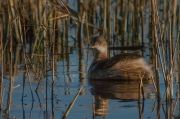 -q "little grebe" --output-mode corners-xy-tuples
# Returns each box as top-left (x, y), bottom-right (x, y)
(88, 36), (153, 80)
